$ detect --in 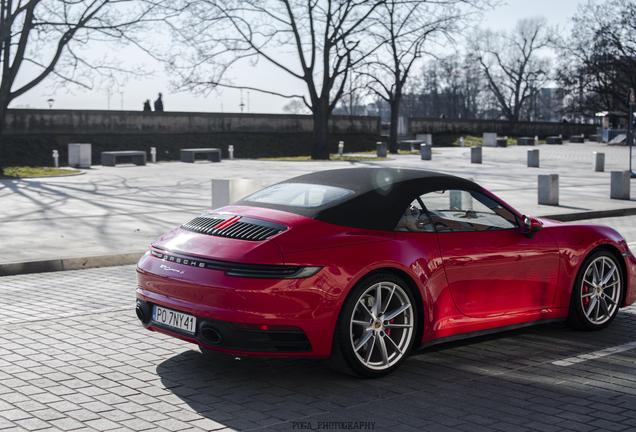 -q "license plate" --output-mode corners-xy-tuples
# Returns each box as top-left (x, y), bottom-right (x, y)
(152, 305), (196, 335)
